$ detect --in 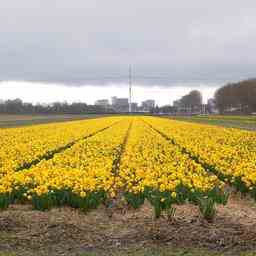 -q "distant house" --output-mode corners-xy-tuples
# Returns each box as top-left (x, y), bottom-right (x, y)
(111, 97), (129, 112)
(141, 99), (155, 112)
(172, 100), (187, 113)
(94, 99), (110, 108)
